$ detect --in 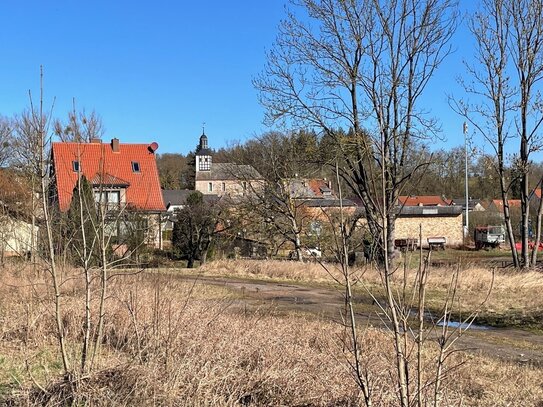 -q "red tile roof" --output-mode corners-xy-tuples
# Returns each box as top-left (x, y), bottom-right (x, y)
(308, 179), (333, 197)
(398, 195), (453, 206)
(52, 141), (165, 212)
(89, 172), (130, 187)
(491, 199), (521, 209)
